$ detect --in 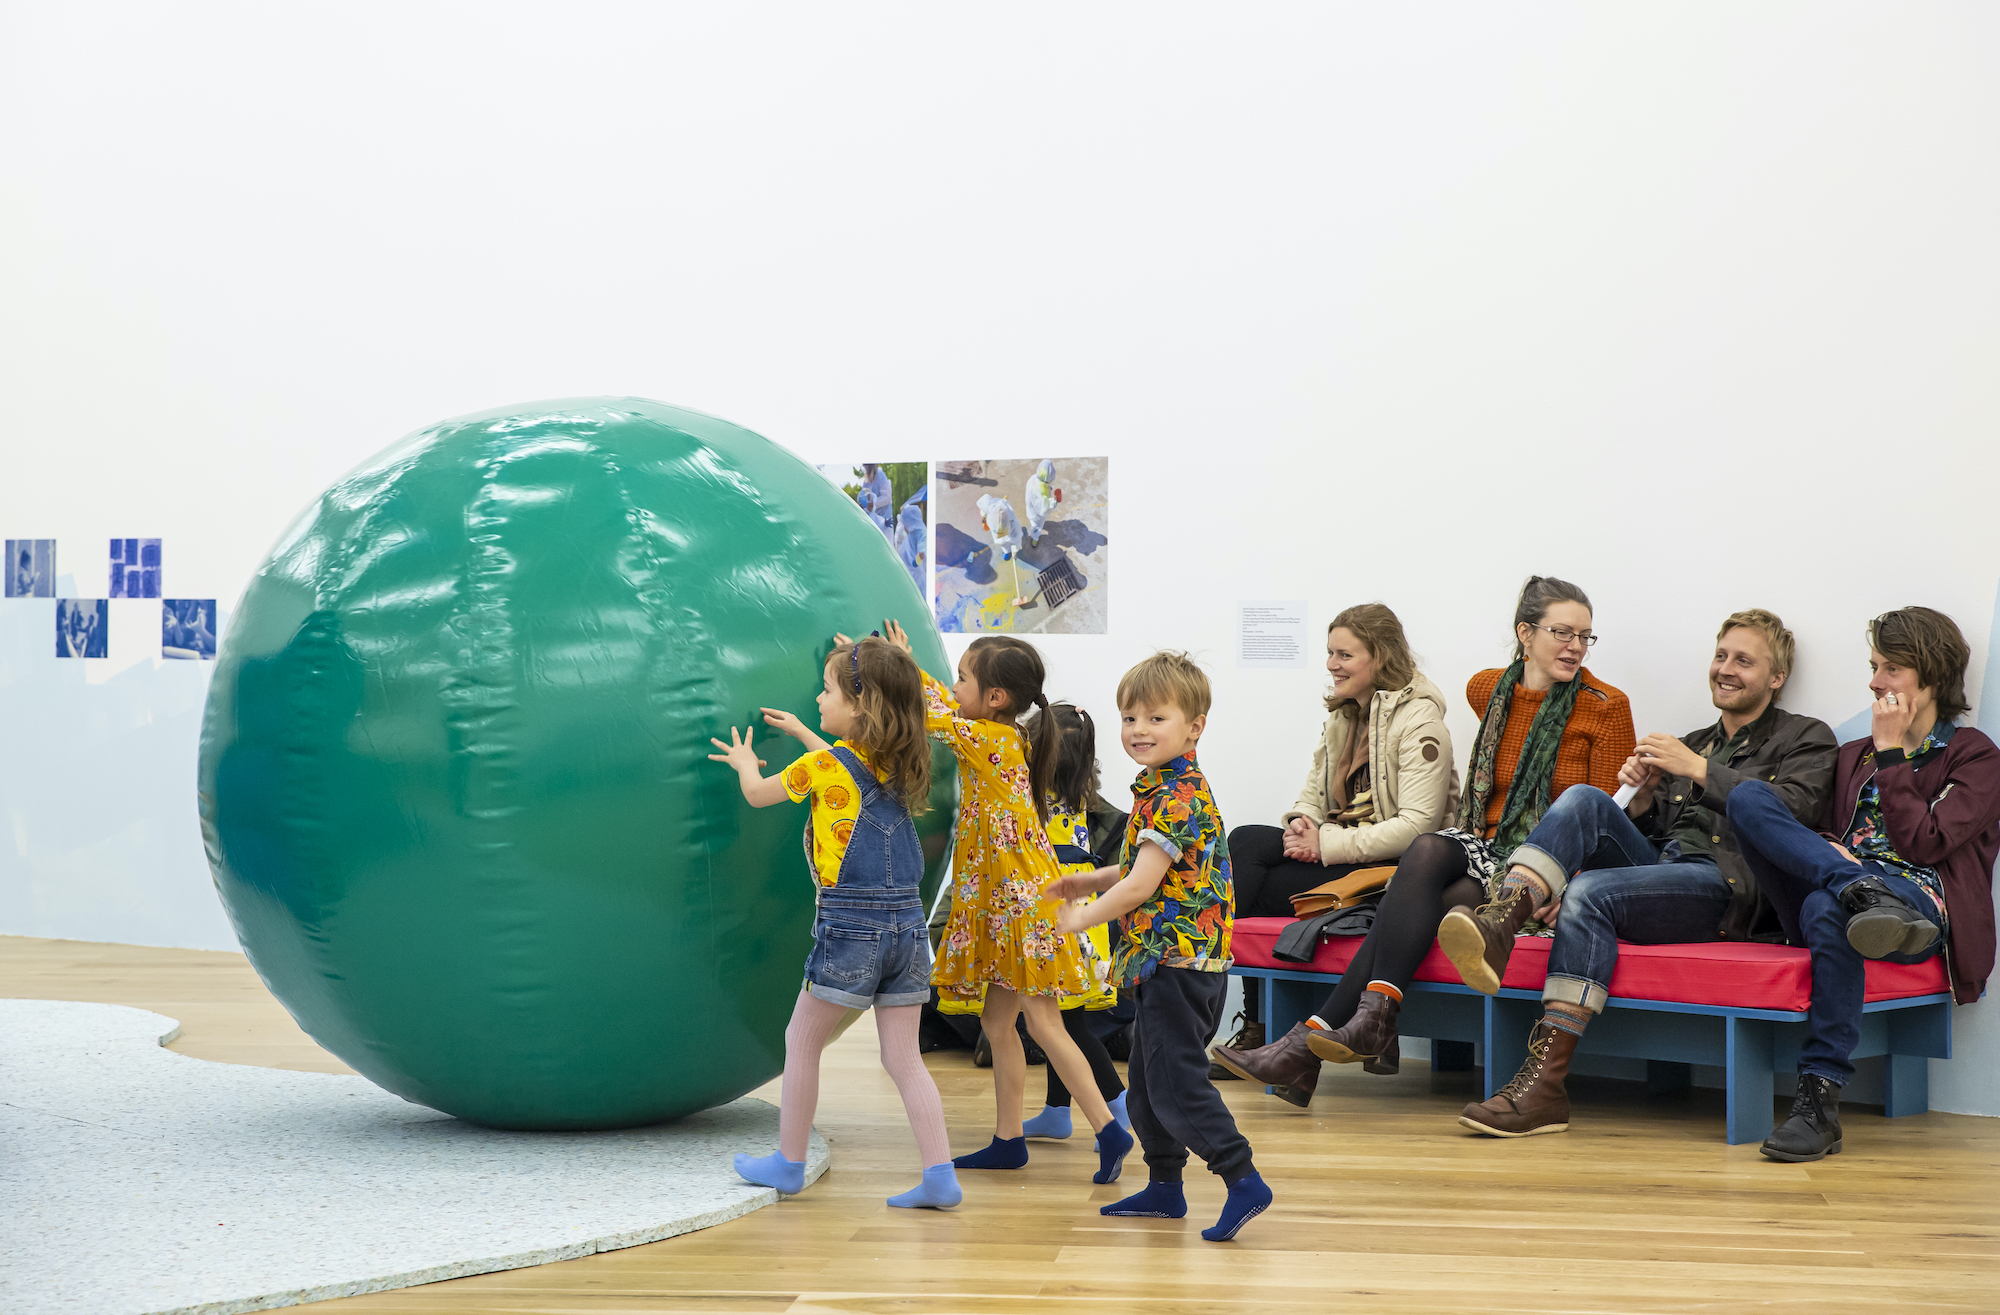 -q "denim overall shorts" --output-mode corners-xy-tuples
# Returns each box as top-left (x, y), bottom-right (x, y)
(802, 745), (933, 1009)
